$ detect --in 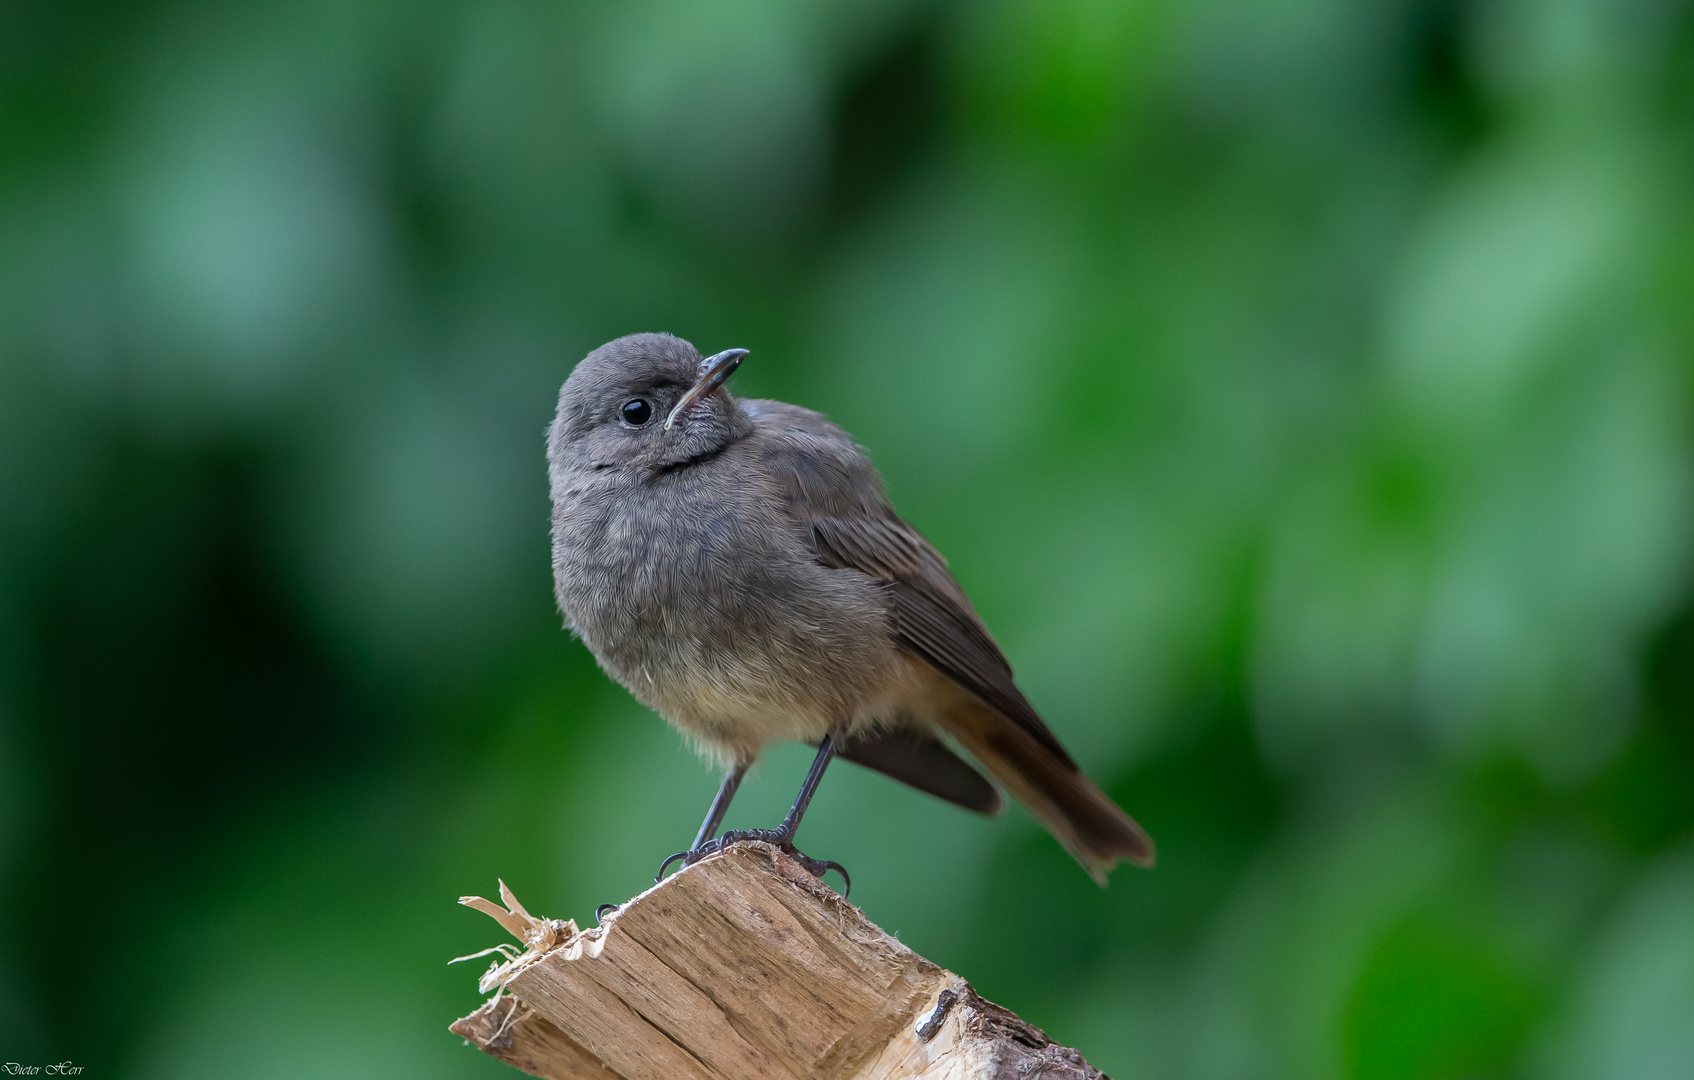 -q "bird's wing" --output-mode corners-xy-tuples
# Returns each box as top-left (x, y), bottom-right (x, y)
(748, 400), (1076, 768)
(830, 728), (1002, 814)
(808, 511), (1077, 768)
